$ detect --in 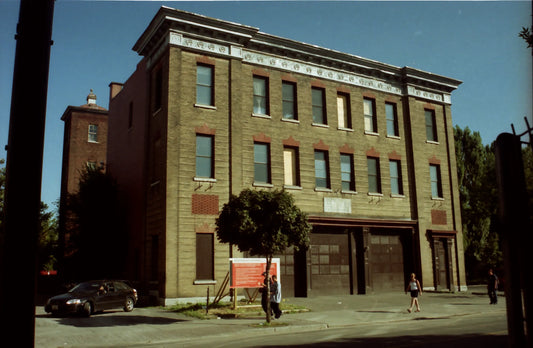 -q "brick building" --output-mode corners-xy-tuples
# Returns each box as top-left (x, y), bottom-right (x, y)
(107, 7), (466, 304)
